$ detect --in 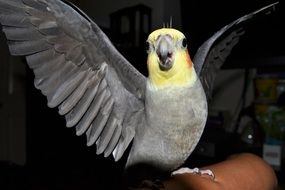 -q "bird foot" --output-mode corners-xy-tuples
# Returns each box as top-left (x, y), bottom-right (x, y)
(171, 167), (215, 180)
